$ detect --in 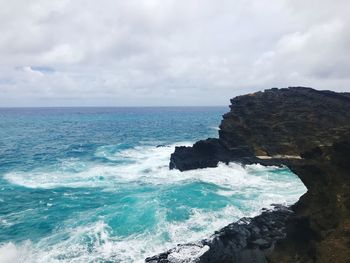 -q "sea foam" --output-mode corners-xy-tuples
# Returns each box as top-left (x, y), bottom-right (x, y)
(1, 142), (307, 263)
